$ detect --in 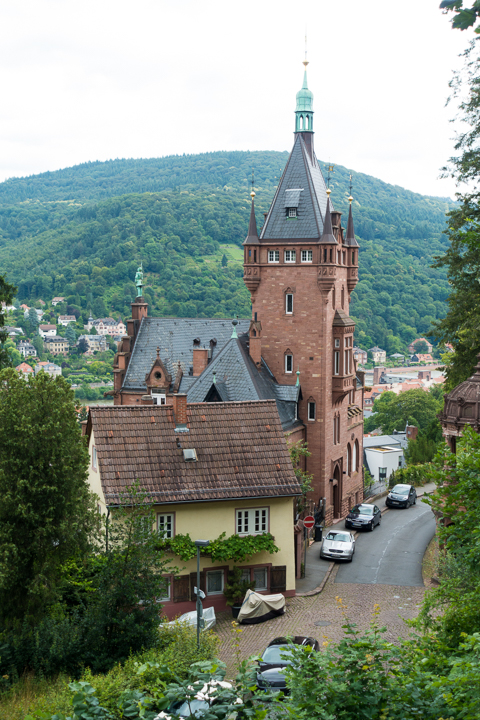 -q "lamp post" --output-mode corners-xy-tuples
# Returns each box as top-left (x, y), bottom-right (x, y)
(194, 540), (210, 649)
